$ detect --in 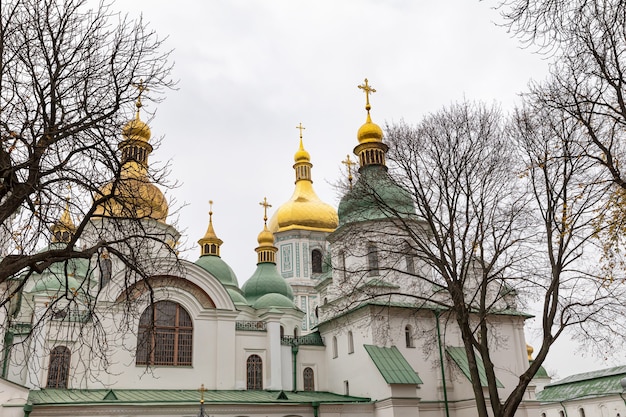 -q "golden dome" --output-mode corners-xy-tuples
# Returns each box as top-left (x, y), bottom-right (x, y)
(294, 138), (311, 163)
(269, 182), (338, 233)
(357, 112), (383, 144)
(122, 114), (151, 142)
(257, 224), (274, 246)
(94, 162), (169, 222)
(526, 344), (534, 361)
(269, 135), (338, 233)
